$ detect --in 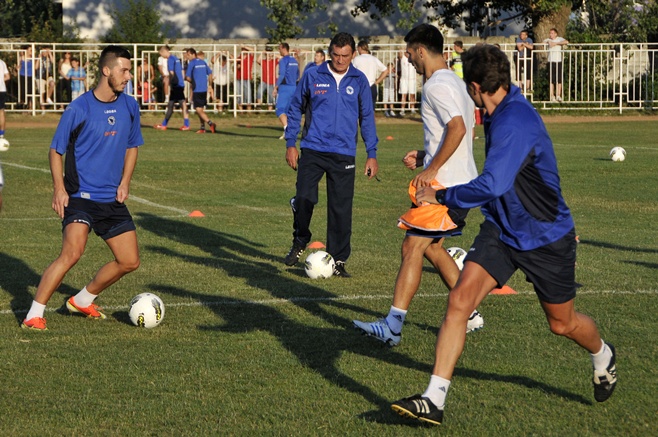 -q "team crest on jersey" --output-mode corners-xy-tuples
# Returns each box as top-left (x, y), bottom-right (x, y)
(346, 86), (354, 95)
(108, 116), (116, 125)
